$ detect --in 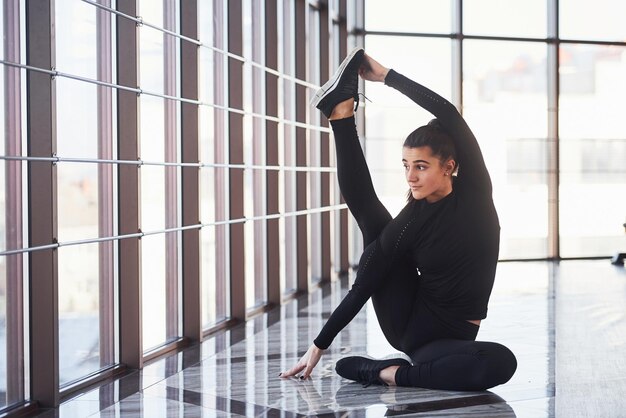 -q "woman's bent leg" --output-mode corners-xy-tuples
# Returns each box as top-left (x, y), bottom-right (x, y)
(370, 261), (420, 351)
(330, 116), (391, 245)
(395, 339), (517, 391)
